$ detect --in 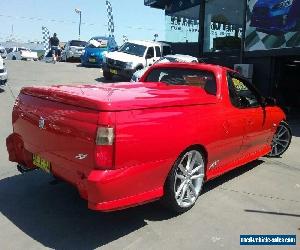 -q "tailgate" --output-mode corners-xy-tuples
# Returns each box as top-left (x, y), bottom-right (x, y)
(13, 93), (100, 182)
